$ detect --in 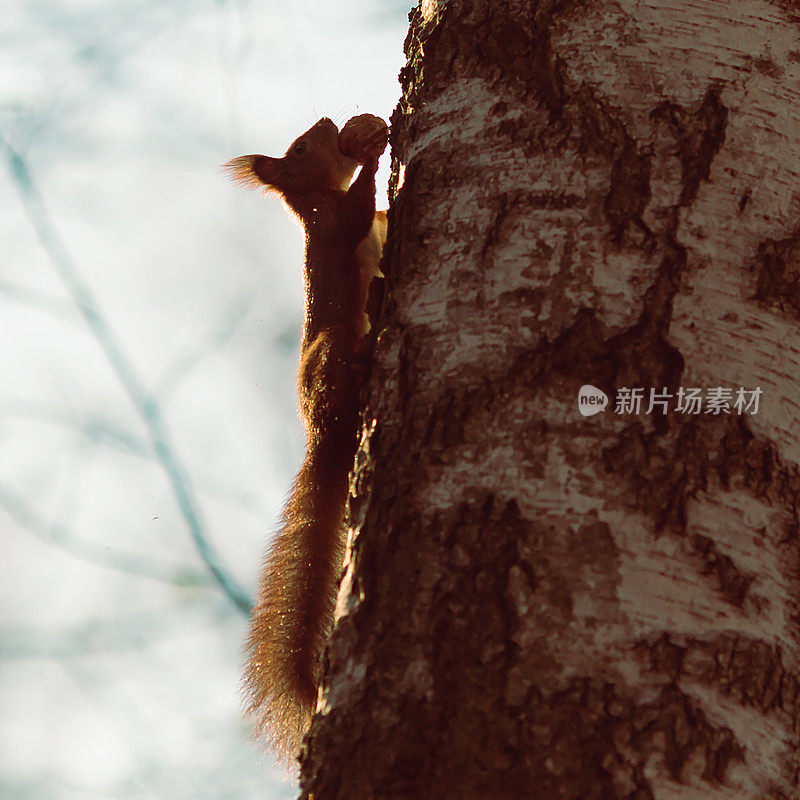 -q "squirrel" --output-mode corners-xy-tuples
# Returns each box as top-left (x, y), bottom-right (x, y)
(225, 114), (389, 760)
